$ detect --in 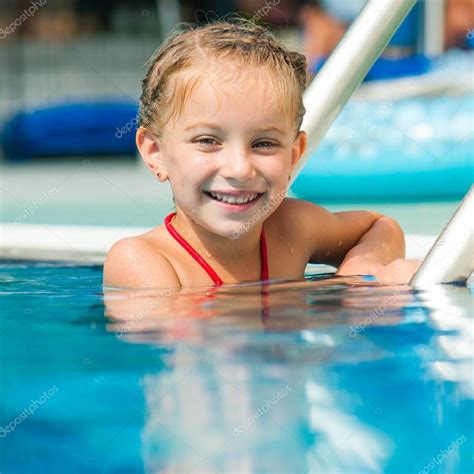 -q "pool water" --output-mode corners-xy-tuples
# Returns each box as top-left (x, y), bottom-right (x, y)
(1, 261), (473, 473)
